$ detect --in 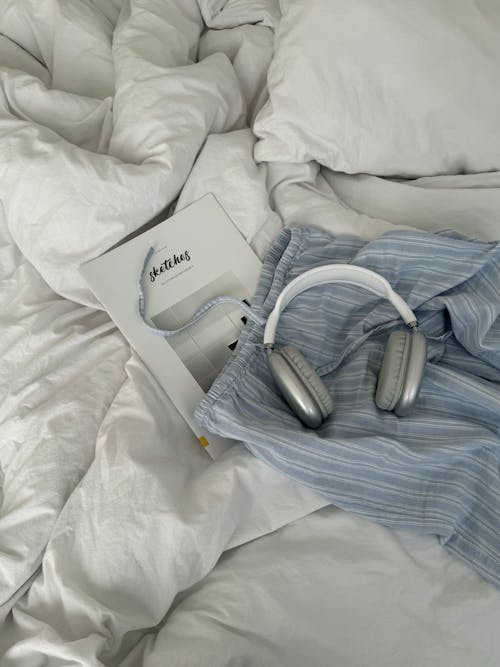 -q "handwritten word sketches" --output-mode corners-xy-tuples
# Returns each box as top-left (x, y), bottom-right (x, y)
(150, 250), (191, 282)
